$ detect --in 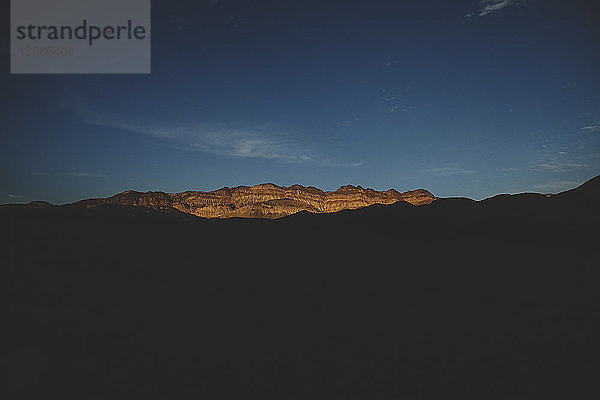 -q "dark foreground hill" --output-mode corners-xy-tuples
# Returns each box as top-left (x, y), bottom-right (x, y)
(3, 176), (600, 399)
